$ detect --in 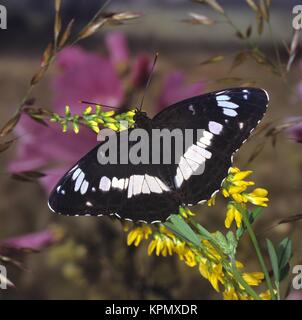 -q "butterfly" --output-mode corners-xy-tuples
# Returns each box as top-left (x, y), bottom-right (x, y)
(48, 87), (269, 223)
